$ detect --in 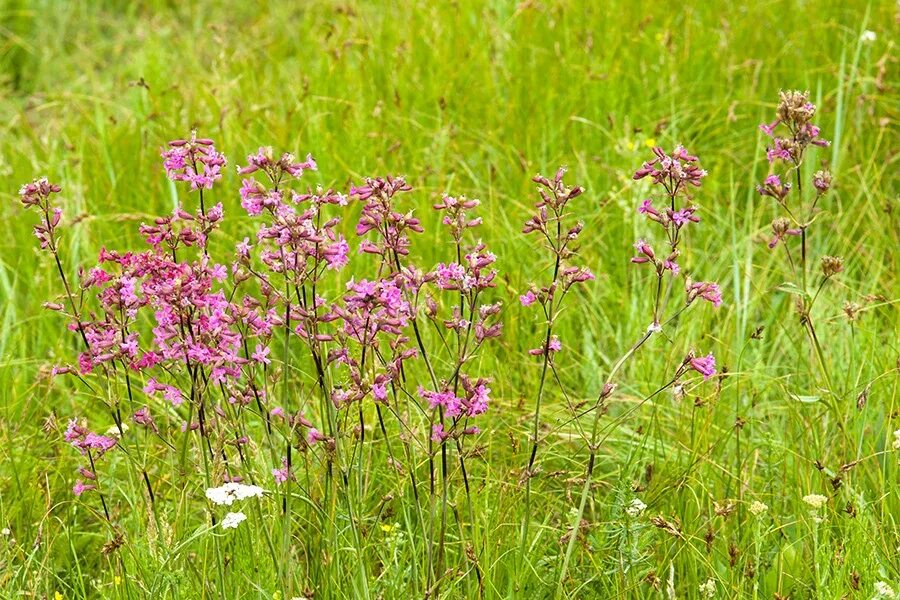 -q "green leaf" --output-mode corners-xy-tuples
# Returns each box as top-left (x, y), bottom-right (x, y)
(776, 282), (808, 297)
(791, 394), (821, 404)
